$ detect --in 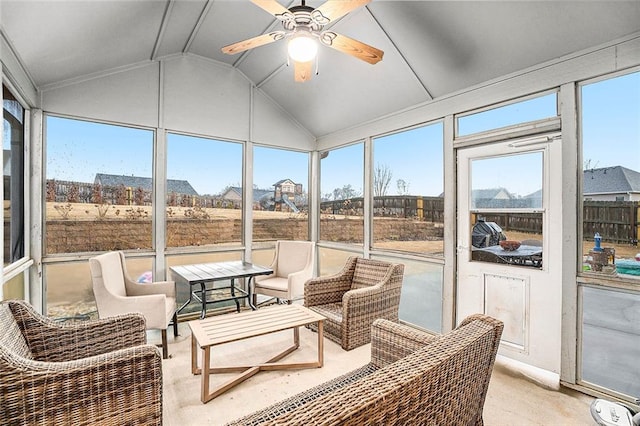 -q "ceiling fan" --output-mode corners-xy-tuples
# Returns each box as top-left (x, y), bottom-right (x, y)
(221, 0), (384, 82)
